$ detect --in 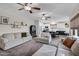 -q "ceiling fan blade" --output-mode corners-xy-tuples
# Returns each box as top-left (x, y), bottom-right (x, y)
(29, 10), (32, 13)
(47, 16), (51, 18)
(25, 3), (28, 6)
(30, 3), (32, 4)
(18, 8), (24, 10)
(17, 3), (24, 6)
(42, 14), (46, 16)
(32, 7), (41, 10)
(46, 18), (48, 20)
